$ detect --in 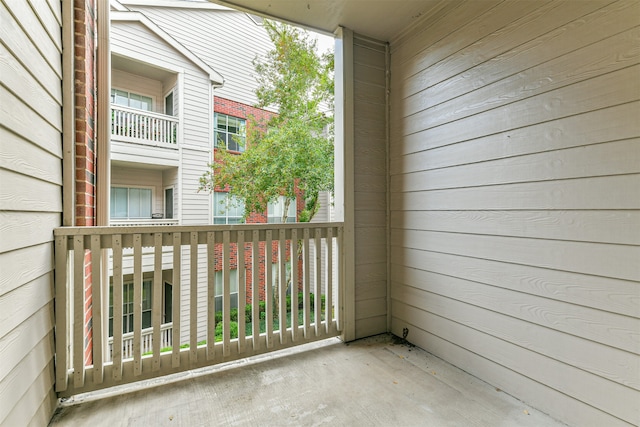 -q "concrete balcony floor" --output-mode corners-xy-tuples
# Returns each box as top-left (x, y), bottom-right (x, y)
(49, 334), (565, 426)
